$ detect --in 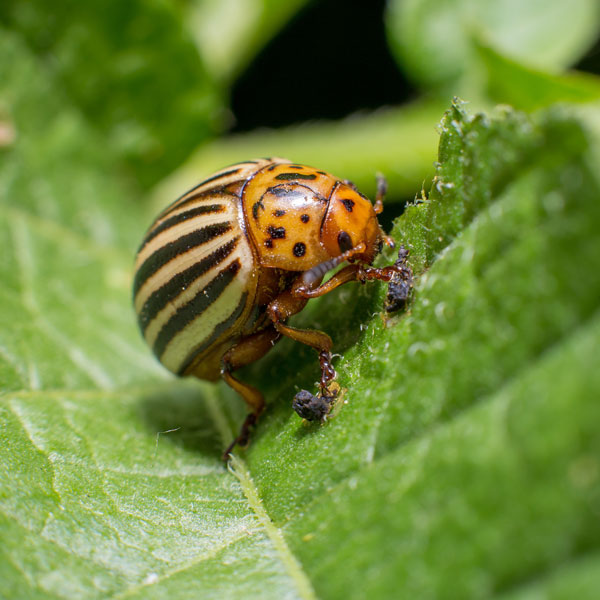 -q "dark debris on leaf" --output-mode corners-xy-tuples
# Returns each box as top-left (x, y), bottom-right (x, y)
(385, 245), (414, 313)
(293, 390), (333, 422)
